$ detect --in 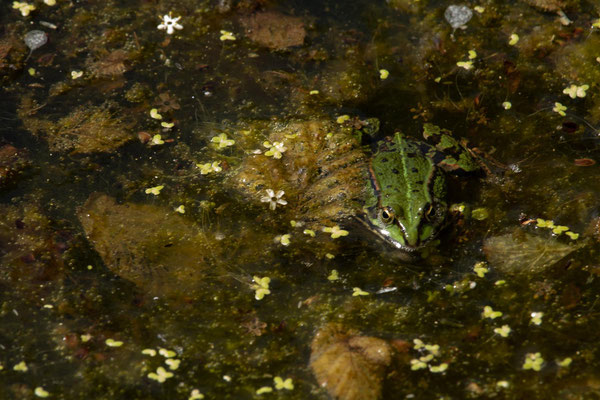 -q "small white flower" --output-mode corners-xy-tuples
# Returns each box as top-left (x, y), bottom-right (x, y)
(158, 13), (183, 35)
(260, 189), (287, 210)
